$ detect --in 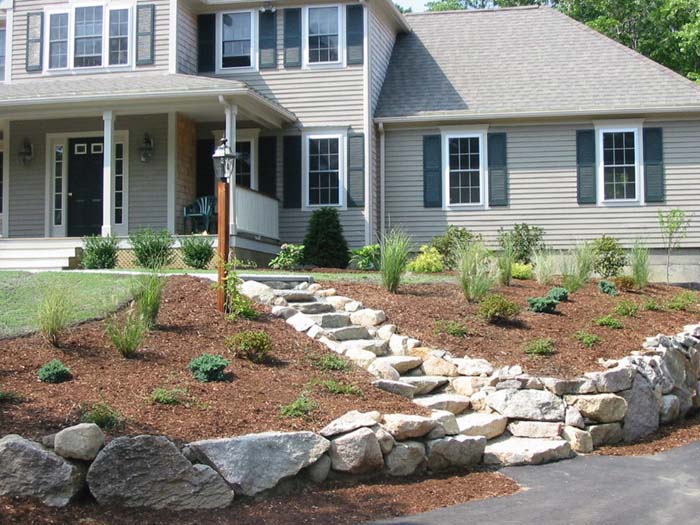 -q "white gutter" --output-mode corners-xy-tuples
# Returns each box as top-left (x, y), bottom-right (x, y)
(378, 122), (386, 240)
